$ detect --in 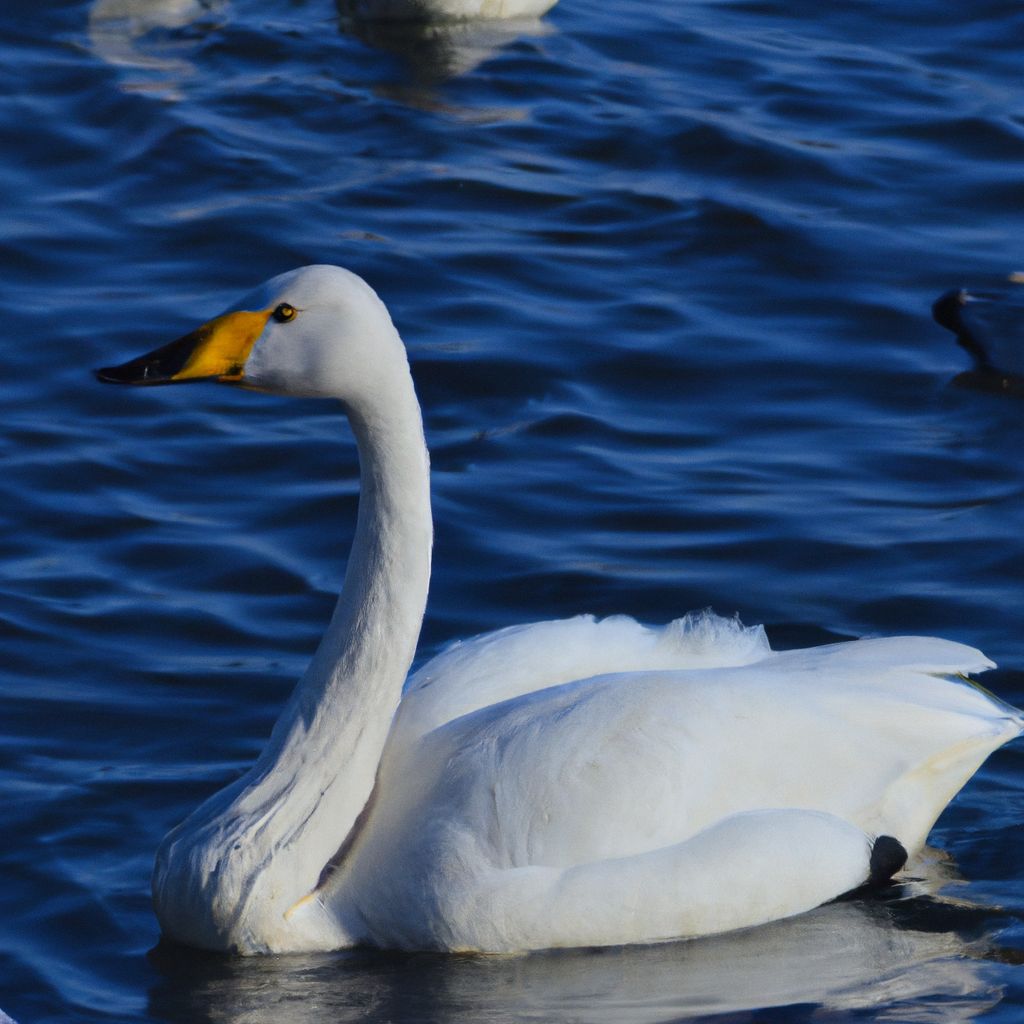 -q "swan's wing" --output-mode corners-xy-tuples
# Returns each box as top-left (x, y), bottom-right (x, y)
(396, 610), (771, 742)
(342, 635), (1020, 950)
(766, 633), (995, 677)
(413, 639), (1014, 864)
(366, 808), (876, 952)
